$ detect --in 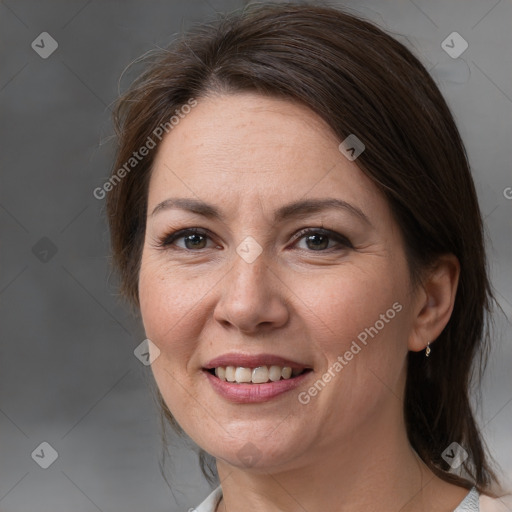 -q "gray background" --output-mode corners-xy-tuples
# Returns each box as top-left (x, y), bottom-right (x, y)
(0, 0), (511, 511)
